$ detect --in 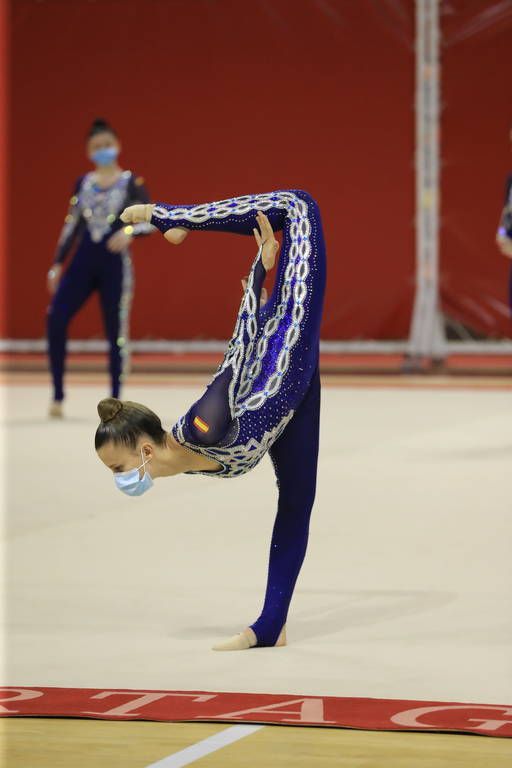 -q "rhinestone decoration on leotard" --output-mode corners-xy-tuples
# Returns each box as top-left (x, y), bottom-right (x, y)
(173, 409), (295, 478)
(80, 171), (132, 242)
(161, 189), (325, 480)
(153, 191), (311, 415)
